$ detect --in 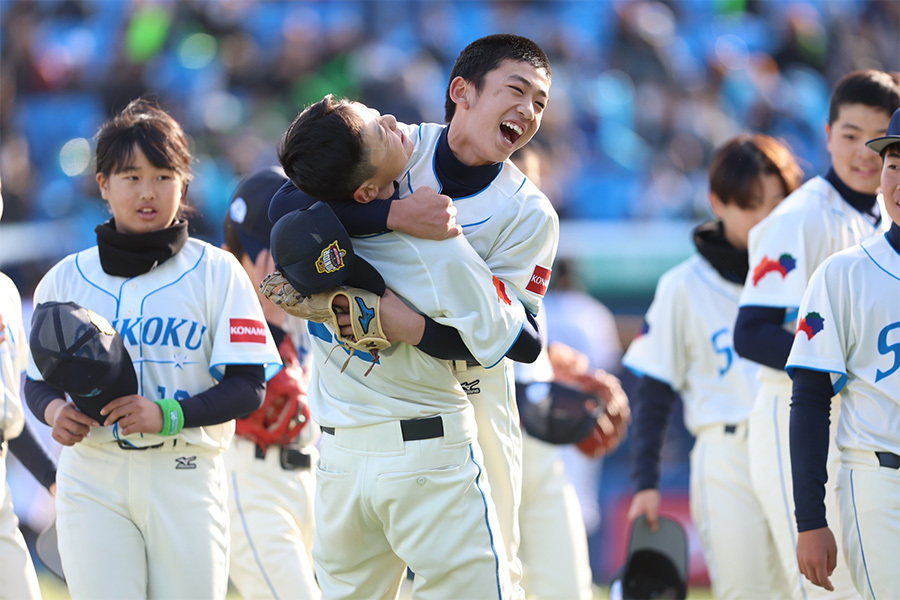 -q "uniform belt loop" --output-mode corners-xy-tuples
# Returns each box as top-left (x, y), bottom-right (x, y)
(875, 451), (900, 469)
